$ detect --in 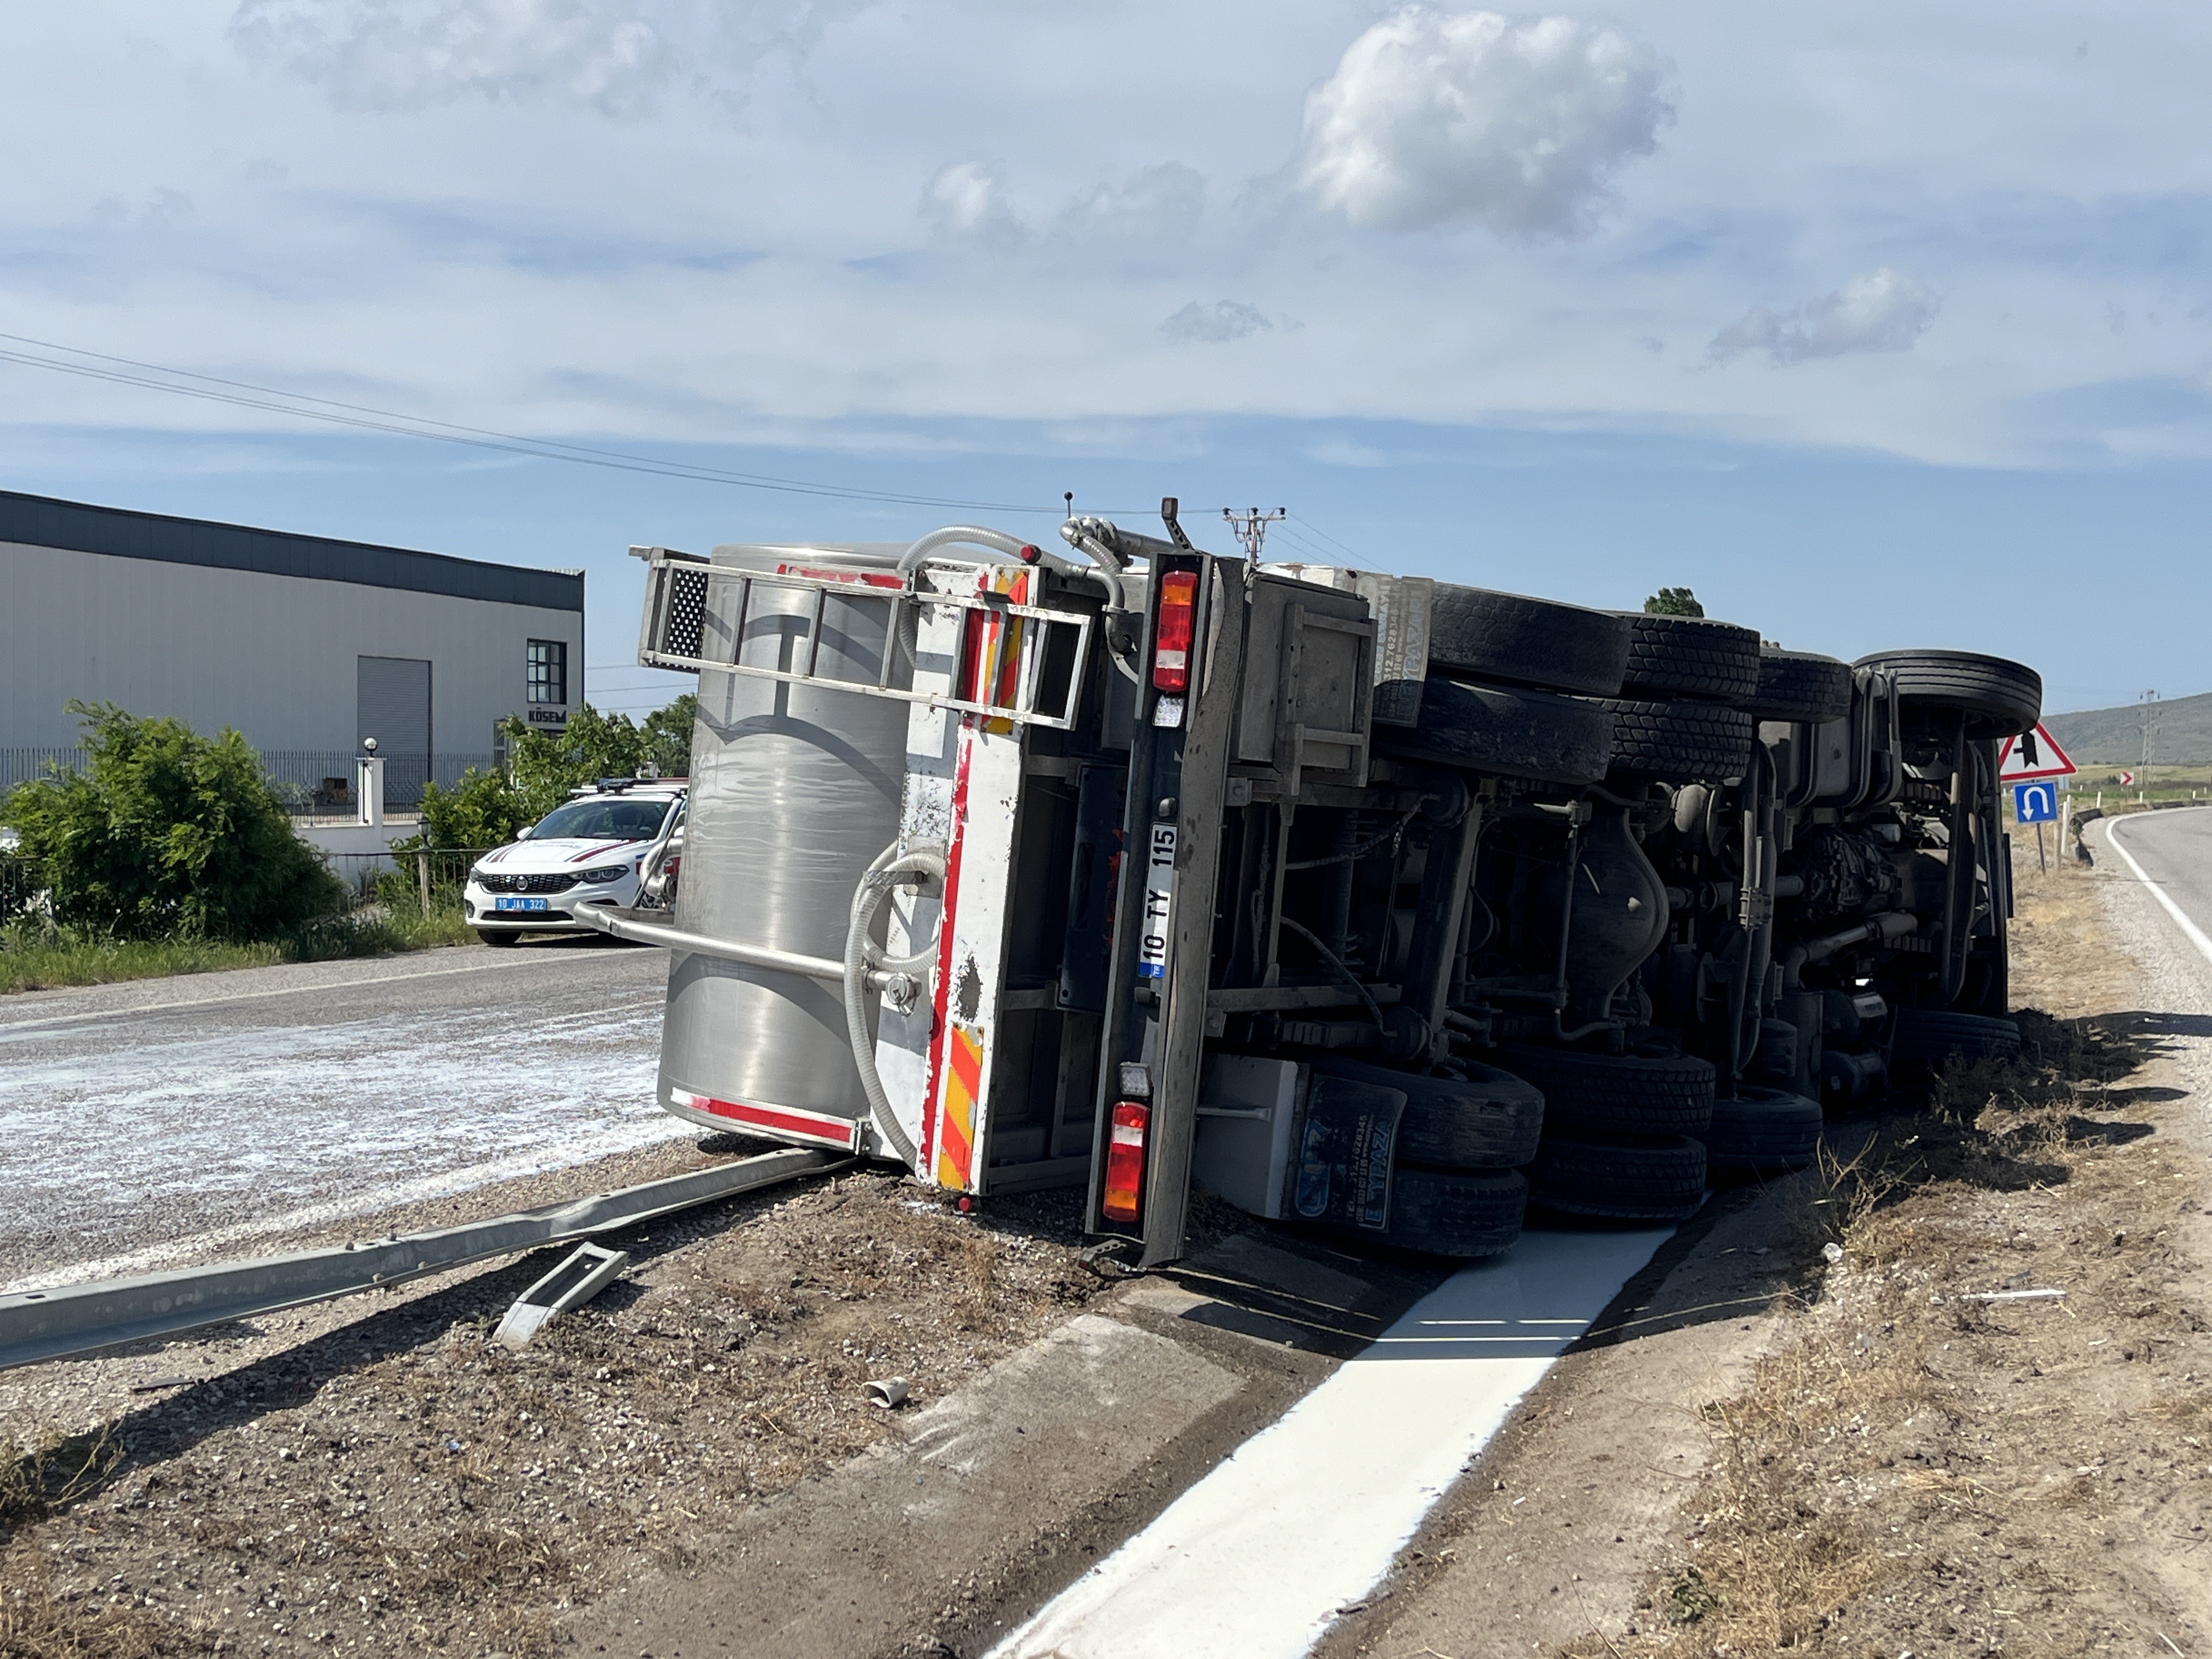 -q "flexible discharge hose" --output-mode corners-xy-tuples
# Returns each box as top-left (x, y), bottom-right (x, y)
(894, 526), (1037, 579)
(844, 842), (946, 1166)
